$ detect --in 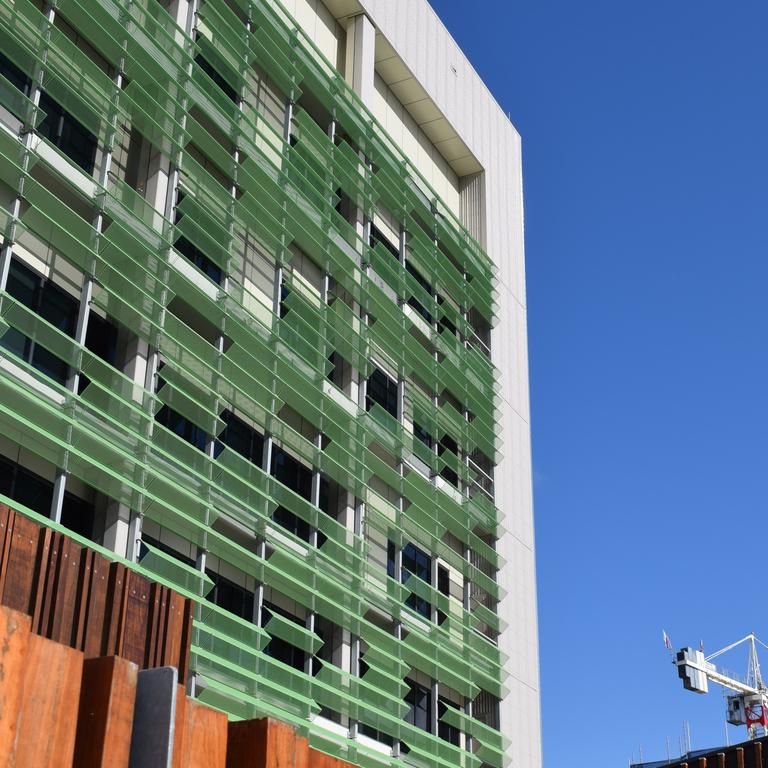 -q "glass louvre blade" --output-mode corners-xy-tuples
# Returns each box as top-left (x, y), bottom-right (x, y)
(0, 0), (510, 763)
